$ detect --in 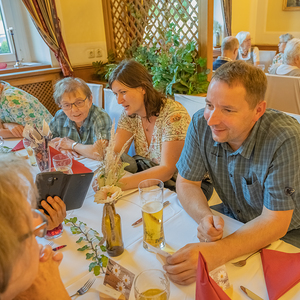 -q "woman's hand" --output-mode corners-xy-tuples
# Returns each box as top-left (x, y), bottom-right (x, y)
(40, 196), (66, 230)
(52, 137), (75, 151)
